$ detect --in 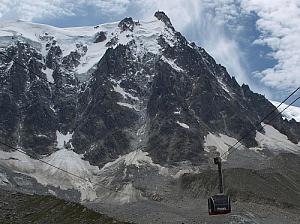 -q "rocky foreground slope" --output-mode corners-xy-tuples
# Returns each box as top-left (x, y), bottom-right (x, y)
(85, 153), (300, 224)
(0, 188), (130, 224)
(181, 153), (300, 209)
